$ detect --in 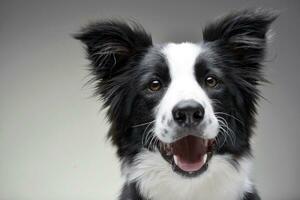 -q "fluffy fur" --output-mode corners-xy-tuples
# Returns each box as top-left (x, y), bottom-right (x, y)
(75, 9), (277, 200)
